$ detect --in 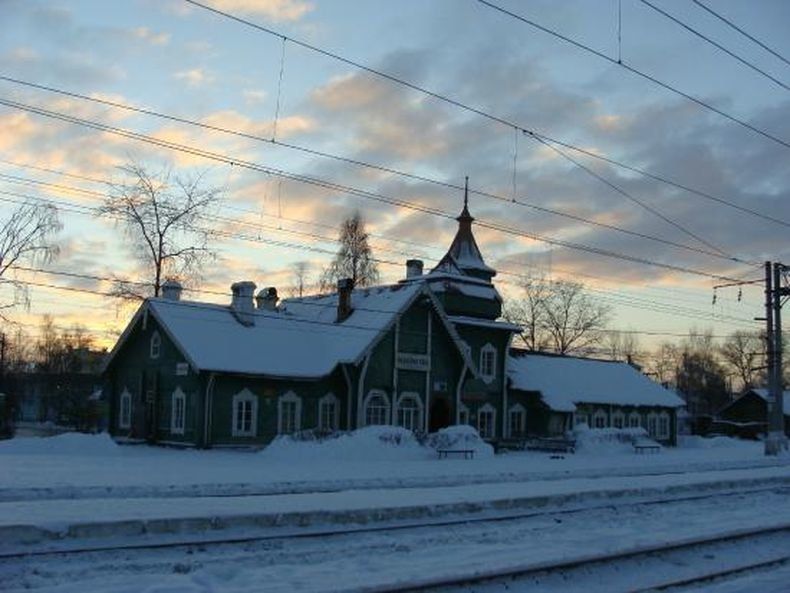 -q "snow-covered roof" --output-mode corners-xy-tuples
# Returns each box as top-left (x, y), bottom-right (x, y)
(448, 315), (521, 332)
(143, 283), (422, 378)
(746, 389), (790, 416)
(508, 352), (685, 412)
